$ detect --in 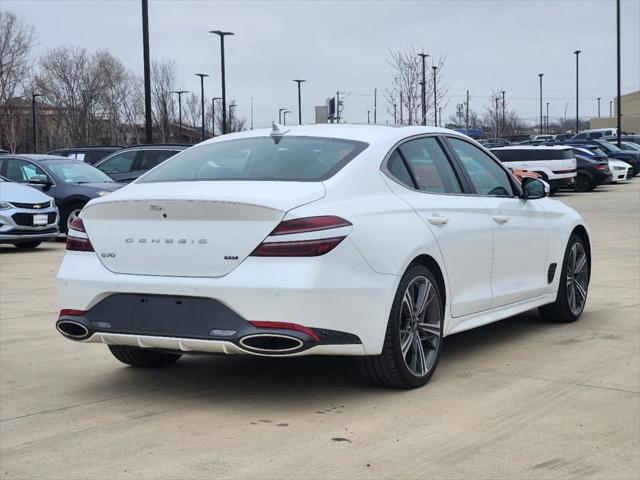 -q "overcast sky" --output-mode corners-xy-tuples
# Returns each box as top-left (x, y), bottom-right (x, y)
(6, 0), (640, 129)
